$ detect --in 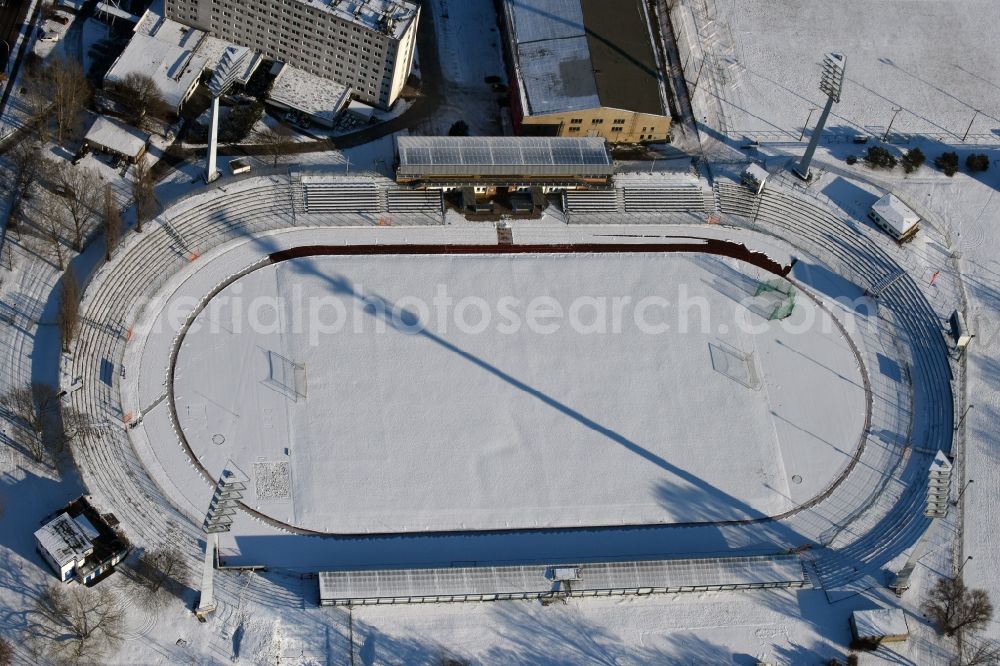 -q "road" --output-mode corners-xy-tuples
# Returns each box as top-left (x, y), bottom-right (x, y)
(0, 0), (29, 72)
(0, 0), (37, 126)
